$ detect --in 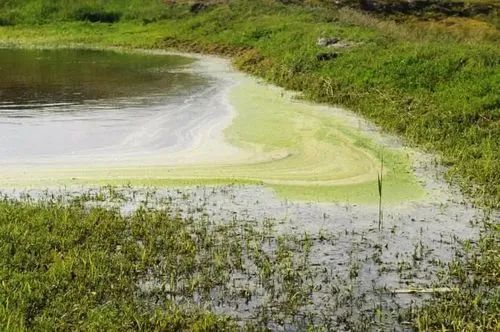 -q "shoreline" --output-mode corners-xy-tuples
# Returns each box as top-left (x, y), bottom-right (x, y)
(0, 43), (476, 208)
(0, 45), (430, 204)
